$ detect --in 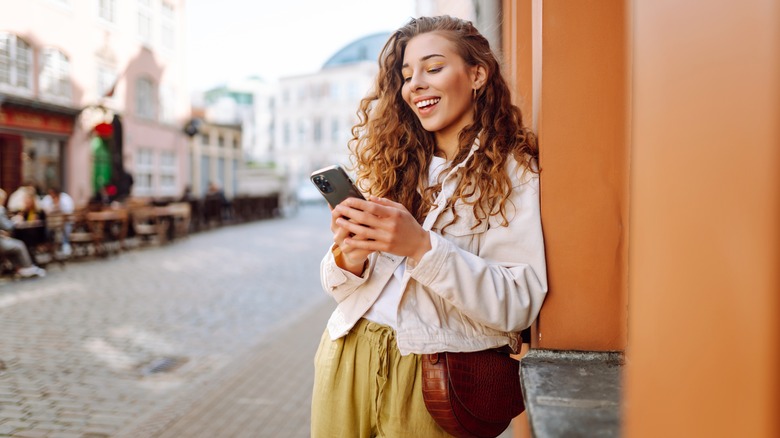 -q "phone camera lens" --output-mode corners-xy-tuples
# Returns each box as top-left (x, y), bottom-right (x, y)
(319, 180), (333, 193)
